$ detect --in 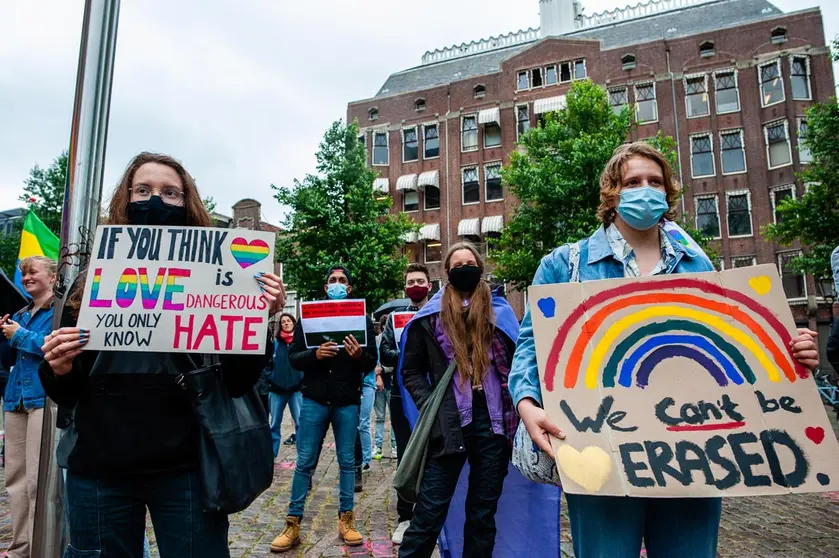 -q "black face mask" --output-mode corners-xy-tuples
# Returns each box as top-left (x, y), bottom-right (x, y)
(127, 196), (188, 226)
(448, 265), (482, 294)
